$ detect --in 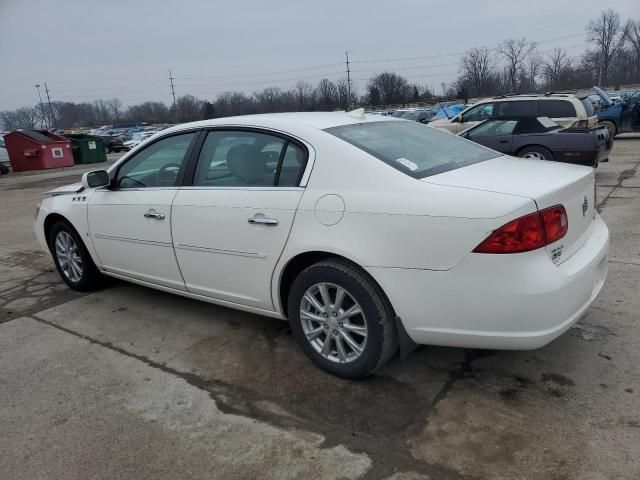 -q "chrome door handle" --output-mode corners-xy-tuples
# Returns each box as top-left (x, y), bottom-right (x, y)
(144, 212), (165, 220)
(248, 216), (278, 226)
